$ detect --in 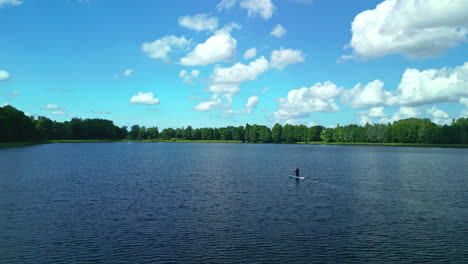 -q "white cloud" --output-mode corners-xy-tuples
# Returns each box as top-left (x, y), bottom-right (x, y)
(191, 69), (200, 78)
(206, 84), (240, 96)
(270, 24), (287, 38)
(382, 106), (420, 123)
(339, 62), (468, 109)
(180, 69), (201, 83)
(195, 57), (268, 112)
(461, 97), (468, 117)
(358, 107), (387, 118)
(178, 14), (218, 32)
(142, 35), (191, 61)
(43, 104), (64, 111)
(270, 48), (305, 70)
(9, 90), (20, 96)
(0, 0), (22, 8)
(0, 70), (10, 81)
(348, 0), (468, 59)
(194, 96), (226, 112)
(129, 92), (160, 105)
(427, 106), (449, 119)
(426, 106), (451, 124)
(393, 63), (468, 106)
(91, 110), (111, 115)
(359, 115), (373, 126)
(341, 80), (393, 108)
(336, 54), (354, 63)
(180, 29), (237, 66)
(211, 56), (269, 84)
(42, 104), (72, 116)
(123, 69), (134, 77)
(224, 95), (260, 115)
(274, 82), (342, 120)
(217, 0), (236, 12)
(243, 47), (256, 59)
(52, 110), (68, 116)
(245, 95), (259, 113)
(460, 97), (468, 107)
(358, 107), (386, 125)
(367, 107), (386, 118)
(240, 0), (275, 20)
